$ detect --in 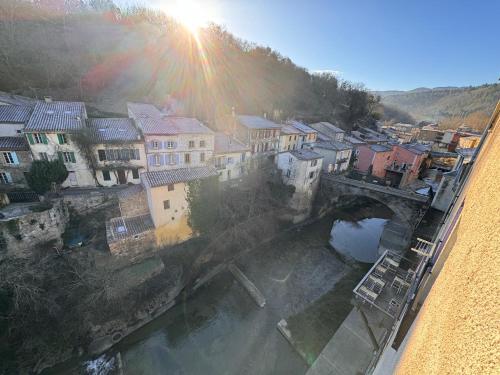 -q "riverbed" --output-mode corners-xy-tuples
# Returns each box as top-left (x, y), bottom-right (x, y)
(55, 199), (394, 375)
